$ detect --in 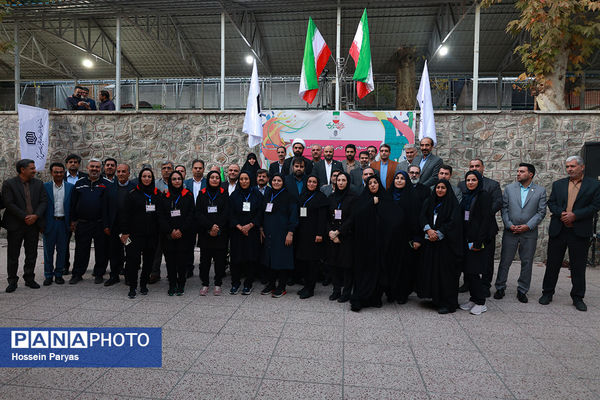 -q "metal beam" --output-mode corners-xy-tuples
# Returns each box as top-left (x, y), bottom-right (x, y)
(218, 0), (271, 74)
(426, 1), (477, 61)
(90, 18), (141, 77)
(14, 23), (19, 110)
